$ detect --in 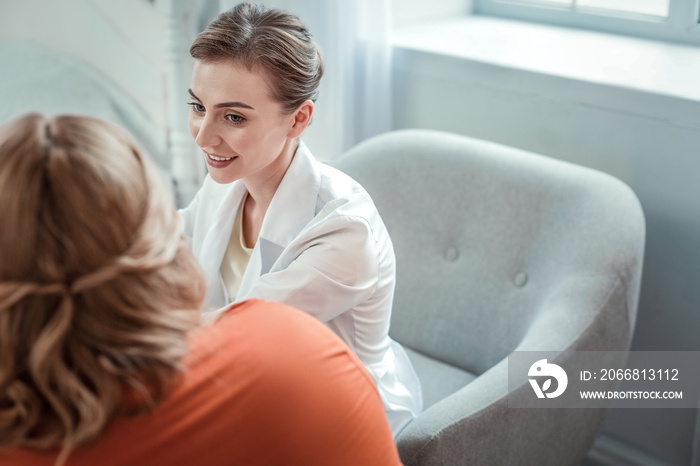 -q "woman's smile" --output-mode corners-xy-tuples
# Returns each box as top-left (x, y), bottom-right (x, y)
(204, 150), (238, 169)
